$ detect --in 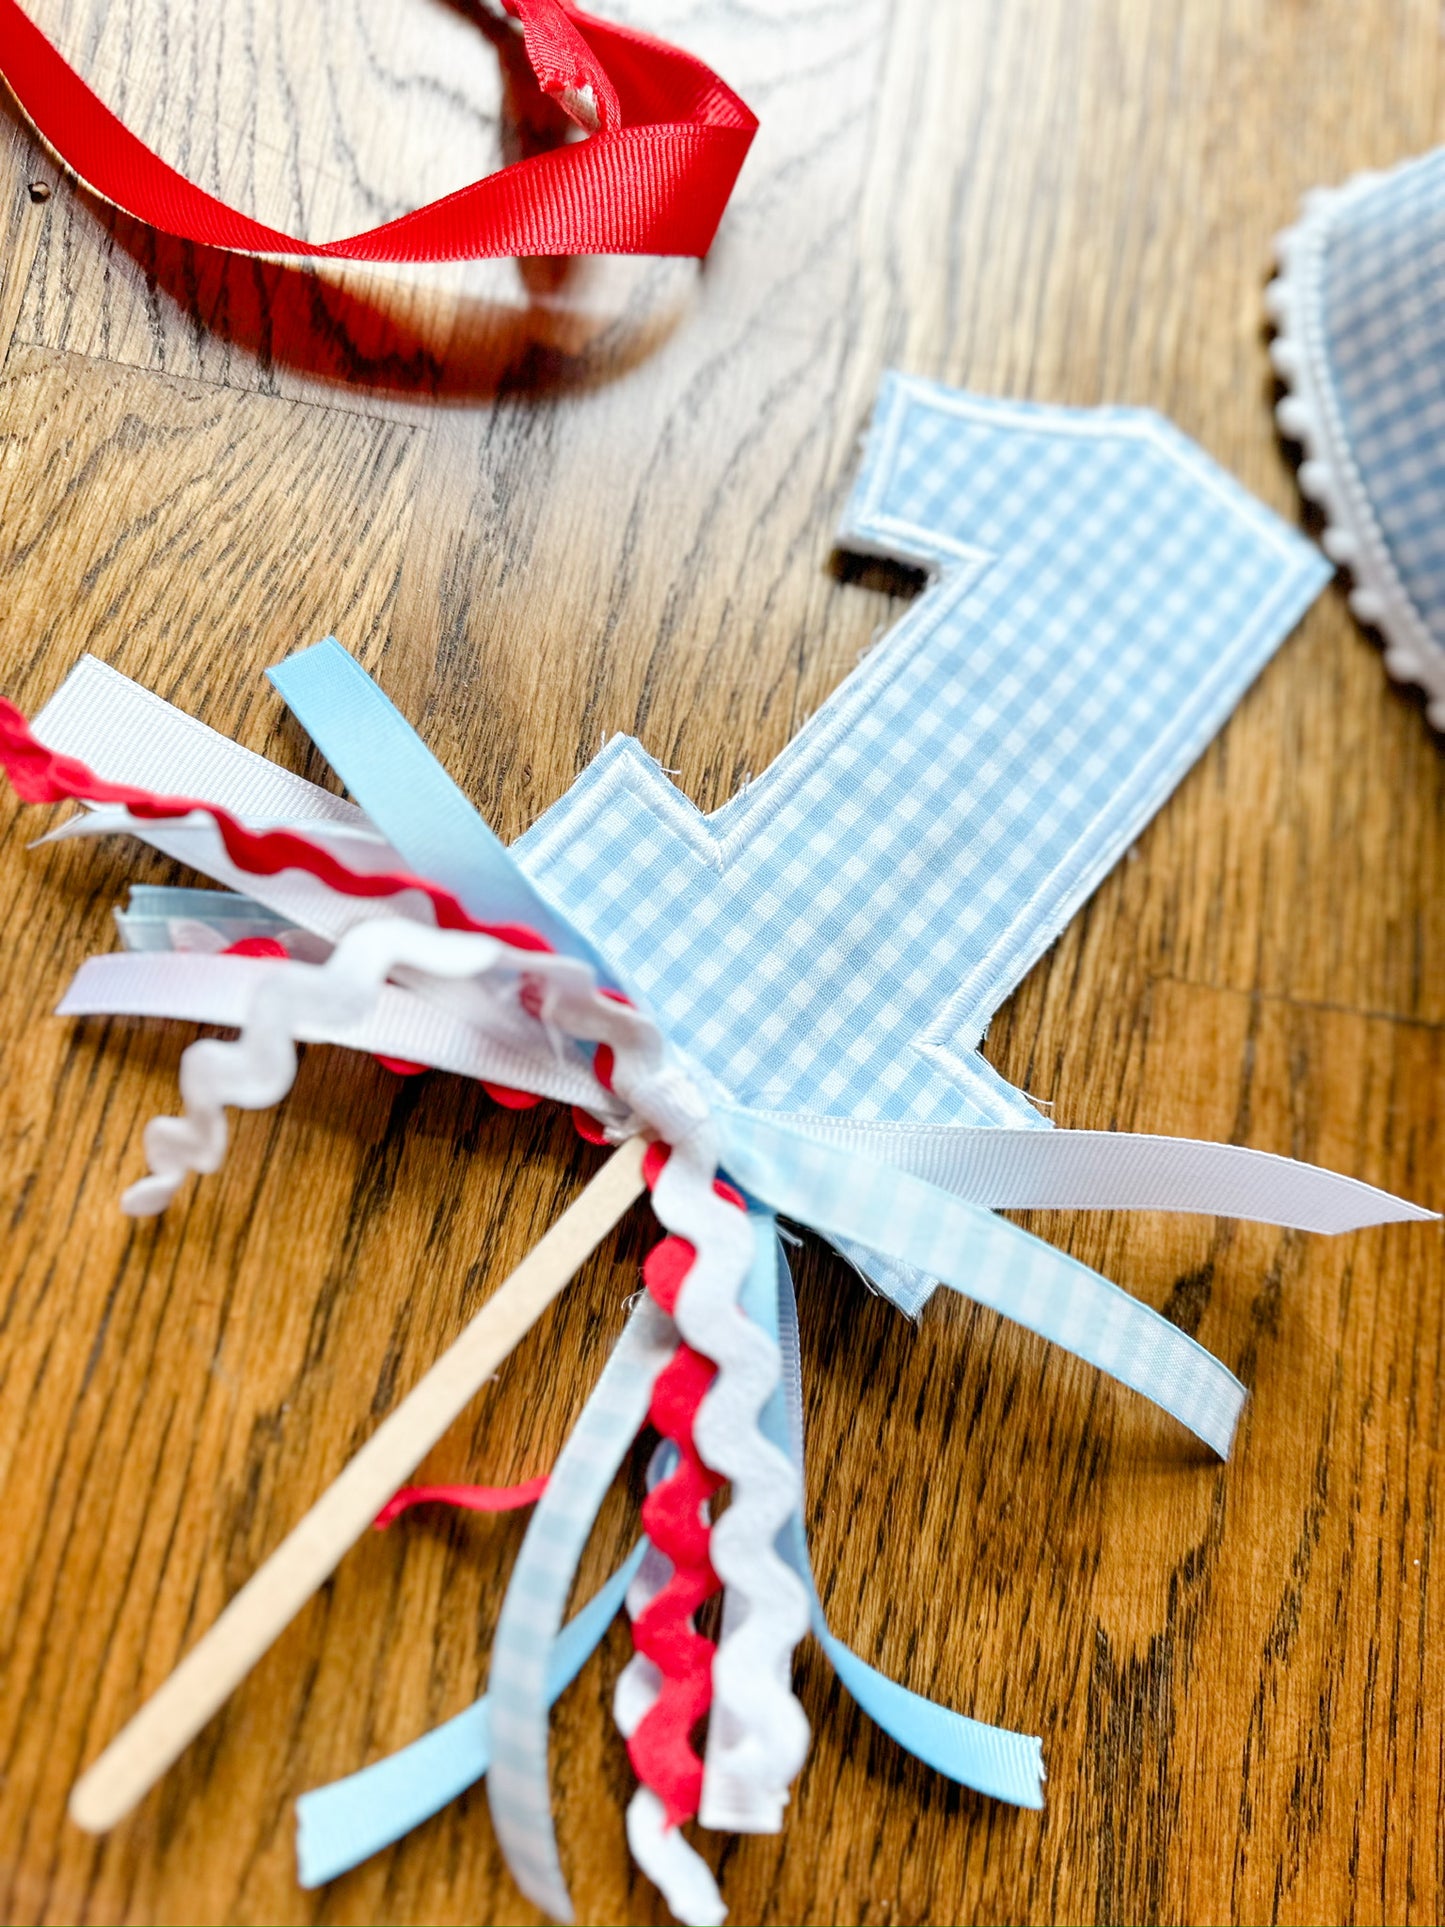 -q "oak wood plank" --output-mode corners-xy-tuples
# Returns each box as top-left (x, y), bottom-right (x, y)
(0, 2), (1440, 1923)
